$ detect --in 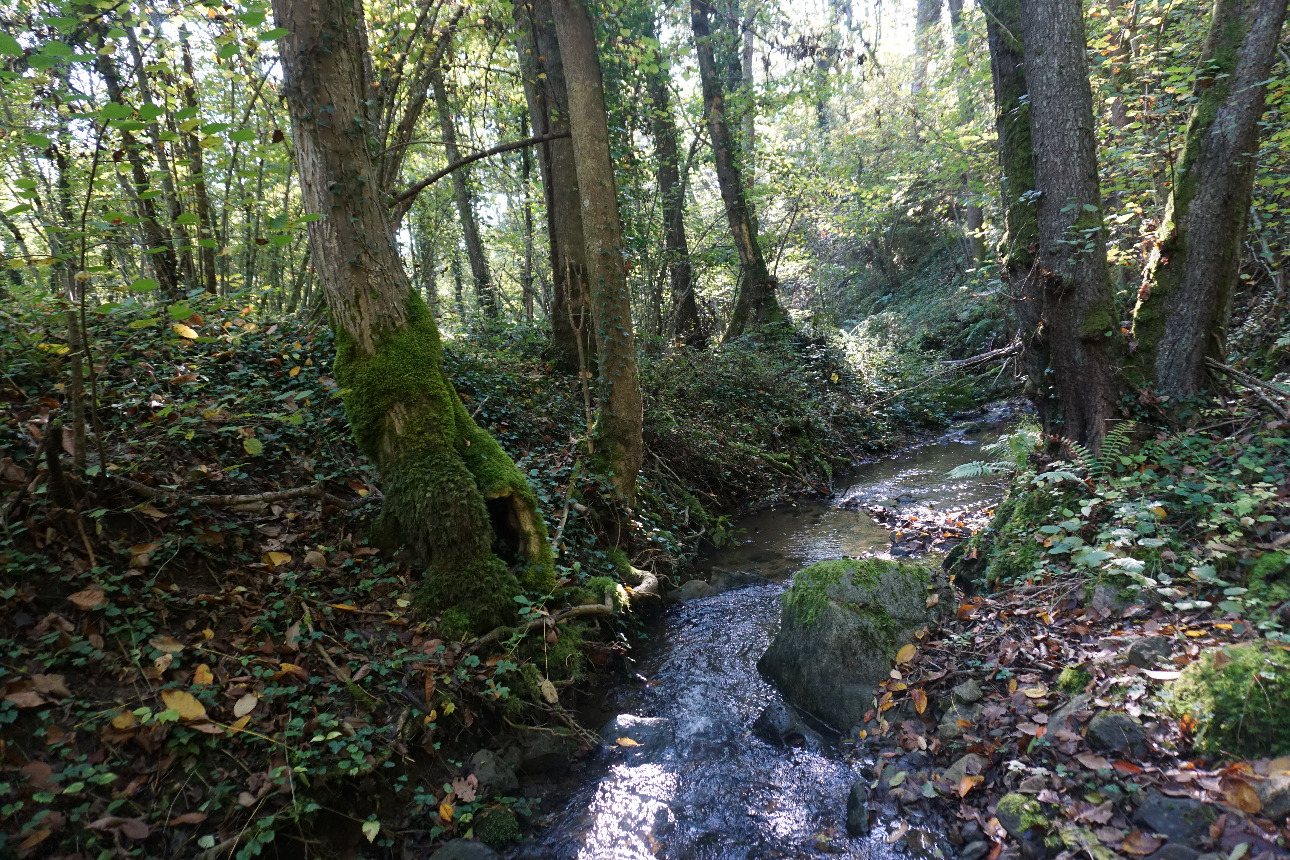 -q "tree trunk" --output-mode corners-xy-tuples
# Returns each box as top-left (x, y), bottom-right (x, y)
(646, 20), (703, 347)
(430, 65), (499, 322)
(913, 0), (942, 93)
(174, 10), (219, 295)
(1020, 0), (1125, 448)
(516, 0), (593, 369)
(549, 0), (645, 507)
(691, 0), (787, 340)
(1130, 0), (1287, 399)
(520, 116), (535, 321)
(272, 0), (553, 632)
